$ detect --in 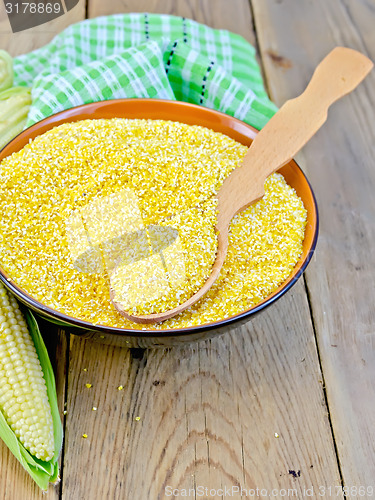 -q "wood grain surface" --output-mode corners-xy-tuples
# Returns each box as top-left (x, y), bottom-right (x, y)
(252, 0), (375, 492)
(88, 0), (256, 45)
(61, 284), (342, 499)
(0, 0), (374, 498)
